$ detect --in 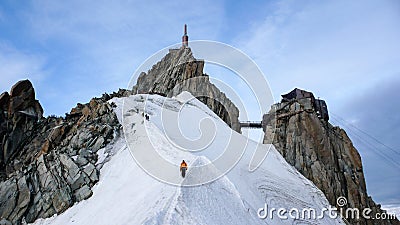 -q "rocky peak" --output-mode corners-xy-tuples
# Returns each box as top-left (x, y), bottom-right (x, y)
(0, 80), (44, 170)
(5, 79), (43, 119)
(263, 88), (399, 225)
(133, 48), (201, 95)
(0, 80), (123, 224)
(132, 47), (241, 132)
